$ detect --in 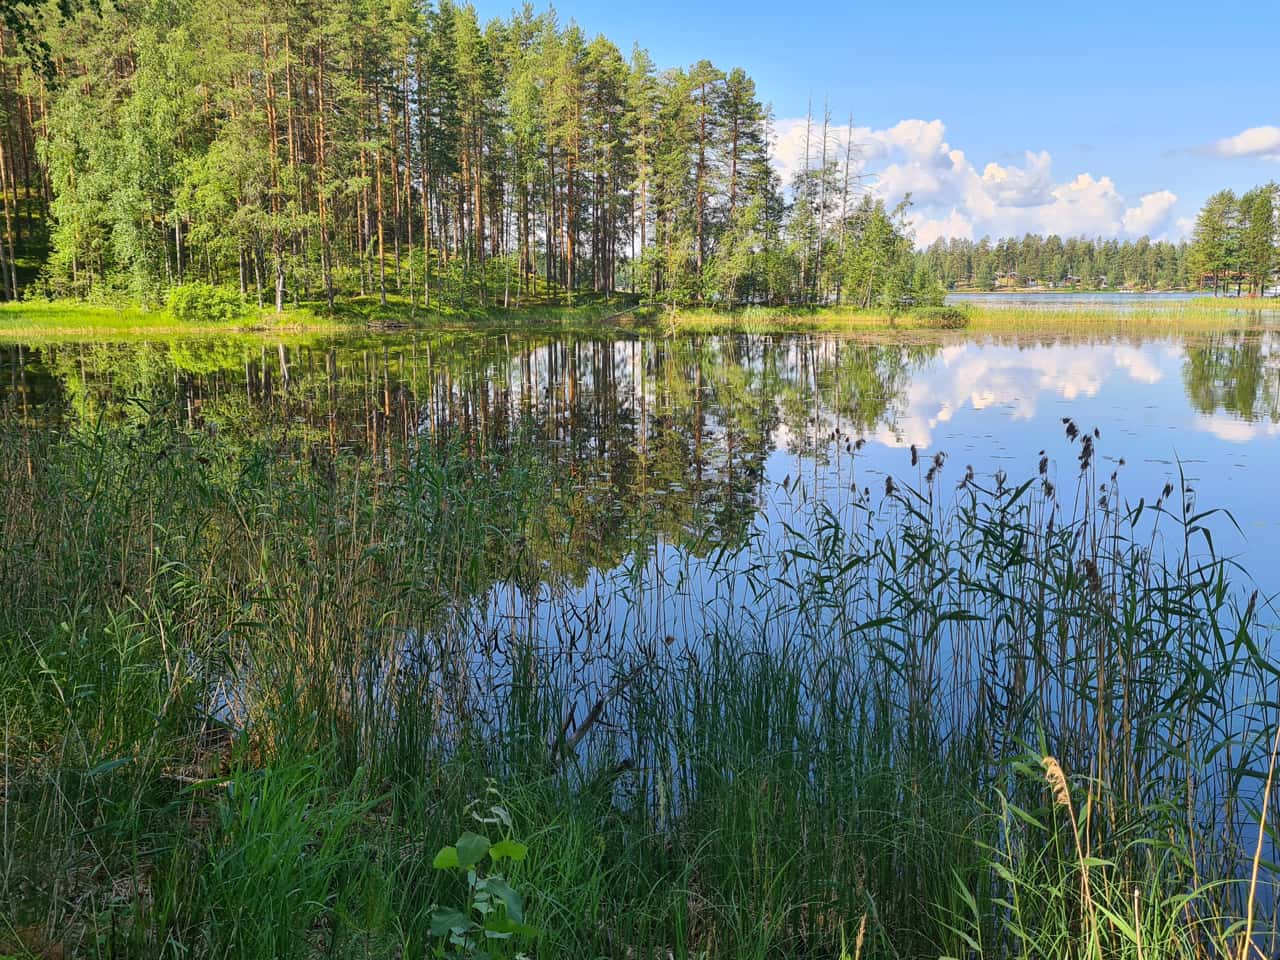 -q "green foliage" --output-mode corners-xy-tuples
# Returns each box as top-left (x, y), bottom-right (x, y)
(17, 0), (1272, 316)
(430, 794), (537, 960)
(195, 759), (376, 959)
(908, 305), (968, 328)
(1, 397), (1276, 958)
(920, 233), (1192, 291)
(166, 282), (248, 323)
(1188, 182), (1278, 296)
